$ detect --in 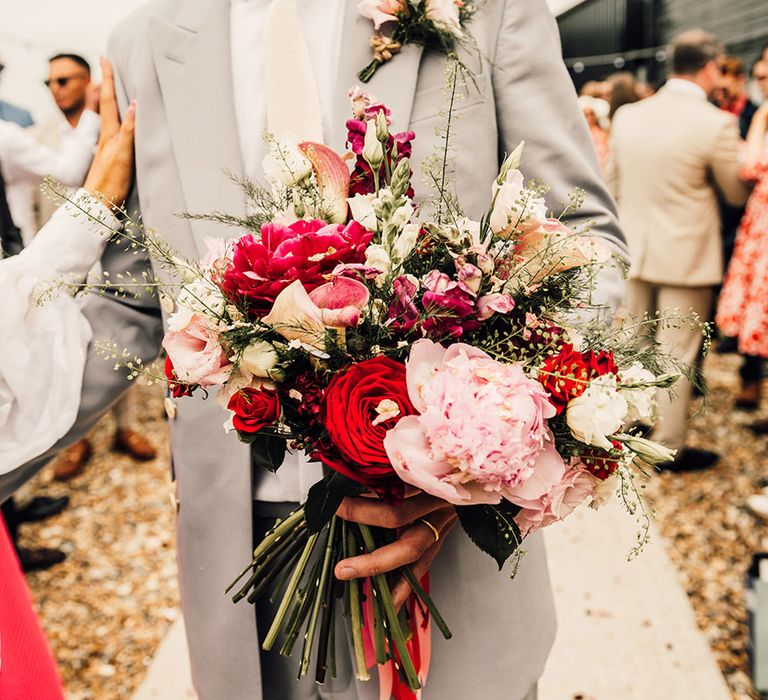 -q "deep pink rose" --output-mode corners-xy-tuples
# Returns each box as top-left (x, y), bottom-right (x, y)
(420, 270), (480, 338)
(221, 219), (373, 317)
